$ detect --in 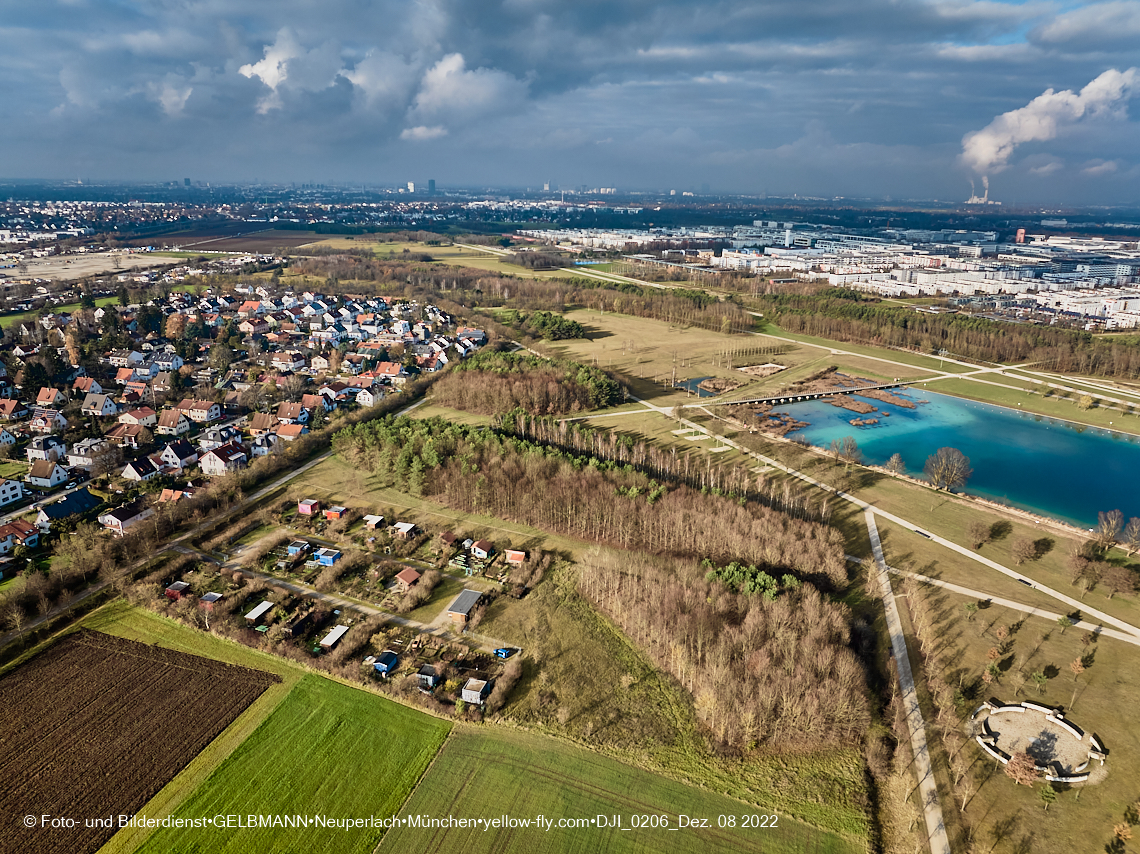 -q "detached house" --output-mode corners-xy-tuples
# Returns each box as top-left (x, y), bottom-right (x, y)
(159, 439), (198, 470)
(29, 408), (68, 434)
(0, 478), (24, 508)
(119, 407), (157, 428)
(98, 502), (154, 536)
(105, 423), (146, 449)
(248, 413), (280, 437)
(73, 377), (102, 396)
(82, 393), (118, 418)
(301, 393), (330, 413)
(373, 361), (408, 384)
(68, 438), (114, 471)
(275, 402), (308, 424)
(0, 519), (39, 554)
(36, 387), (66, 406)
(152, 352), (183, 372)
(355, 388), (381, 407)
(156, 409), (191, 436)
(27, 435), (66, 463)
(199, 440), (248, 476)
(35, 487), (100, 532)
(177, 399), (221, 423)
(0, 400), (28, 421)
(121, 458), (159, 482)
(272, 351), (307, 372)
(26, 460), (68, 489)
